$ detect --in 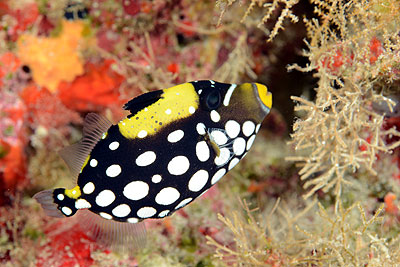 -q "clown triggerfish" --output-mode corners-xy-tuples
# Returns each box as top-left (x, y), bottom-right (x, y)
(34, 80), (272, 249)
